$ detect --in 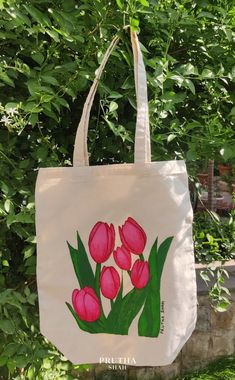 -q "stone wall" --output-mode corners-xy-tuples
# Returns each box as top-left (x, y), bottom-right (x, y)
(77, 264), (235, 380)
